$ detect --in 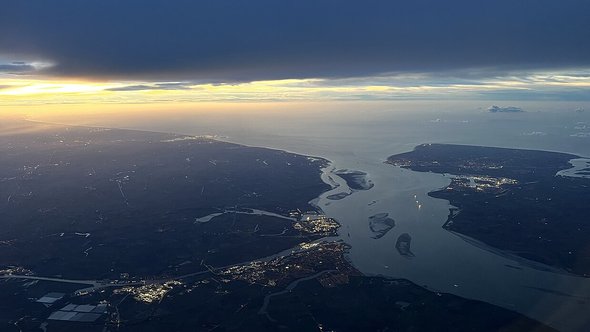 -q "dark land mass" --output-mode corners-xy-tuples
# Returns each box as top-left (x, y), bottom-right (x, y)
(368, 213), (396, 239)
(266, 276), (555, 332)
(0, 125), (555, 331)
(326, 192), (350, 200)
(333, 169), (374, 190)
(388, 143), (590, 276)
(0, 121), (330, 280)
(1, 242), (555, 332)
(396, 233), (415, 258)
